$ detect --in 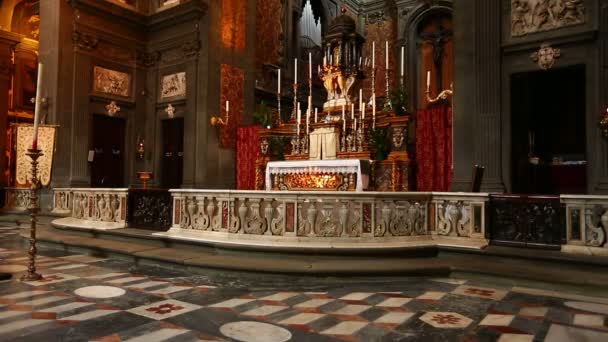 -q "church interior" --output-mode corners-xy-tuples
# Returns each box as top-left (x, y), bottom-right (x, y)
(1, 0), (608, 341)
